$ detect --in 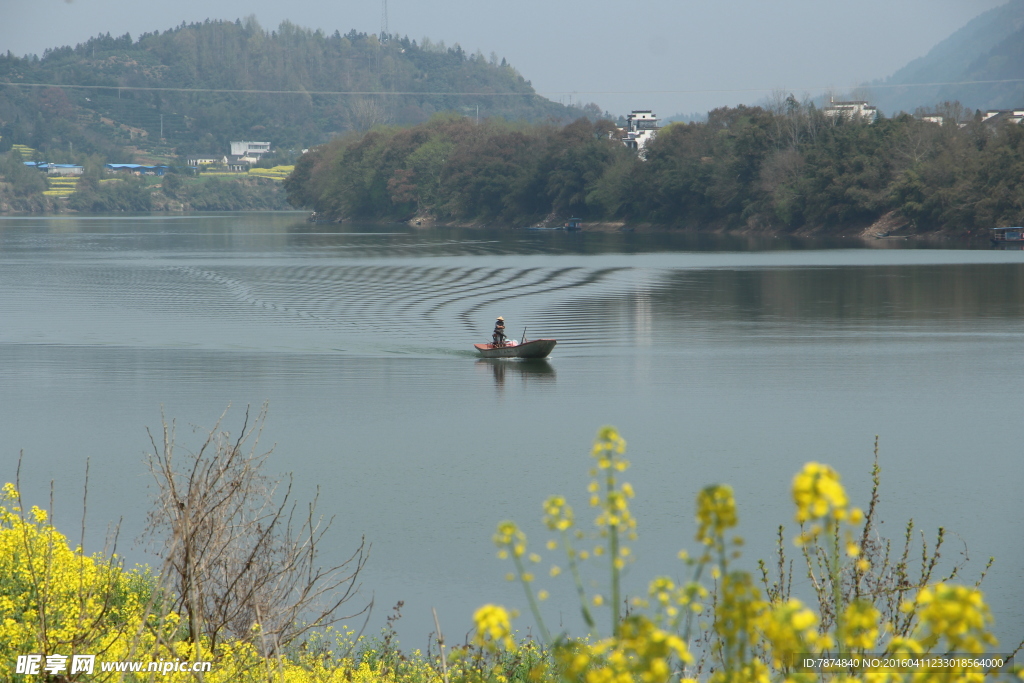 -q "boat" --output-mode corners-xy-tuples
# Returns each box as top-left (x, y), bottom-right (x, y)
(474, 338), (557, 359)
(564, 217), (582, 231)
(991, 226), (1024, 245)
